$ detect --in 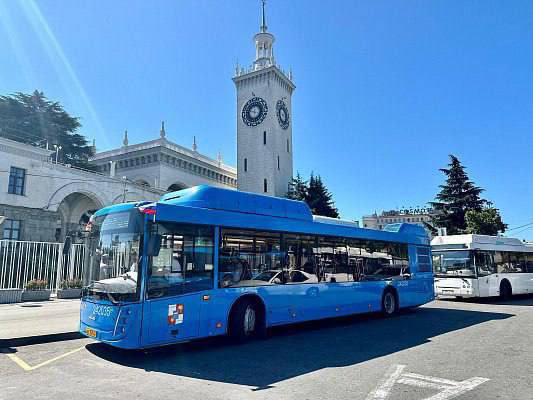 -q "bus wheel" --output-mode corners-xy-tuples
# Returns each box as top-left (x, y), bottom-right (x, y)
(381, 289), (398, 317)
(229, 300), (263, 342)
(500, 280), (512, 300)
